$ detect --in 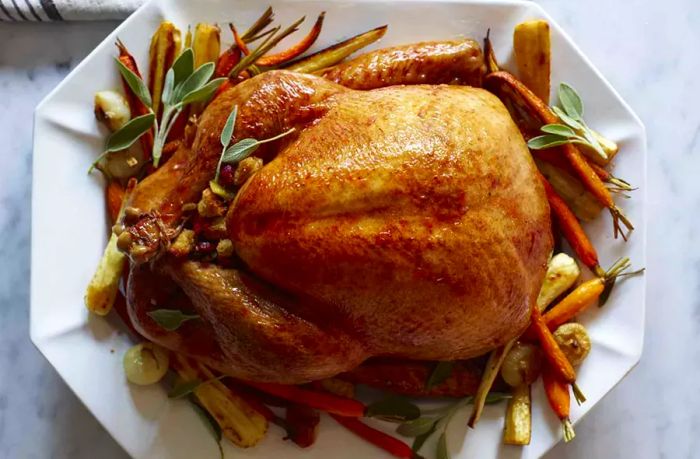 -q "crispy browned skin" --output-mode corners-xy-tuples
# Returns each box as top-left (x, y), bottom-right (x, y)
(125, 41), (552, 383)
(320, 40), (485, 89)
